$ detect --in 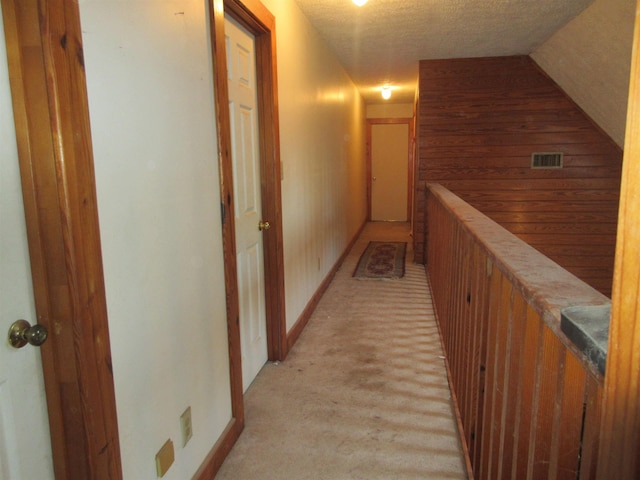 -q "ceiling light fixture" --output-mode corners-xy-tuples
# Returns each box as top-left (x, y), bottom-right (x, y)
(352, 0), (368, 6)
(381, 85), (391, 100)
